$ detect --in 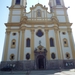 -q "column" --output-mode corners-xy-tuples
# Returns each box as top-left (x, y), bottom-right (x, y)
(54, 27), (62, 59)
(68, 29), (75, 59)
(3, 31), (10, 61)
(31, 29), (34, 60)
(45, 29), (50, 60)
(20, 29), (25, 60)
